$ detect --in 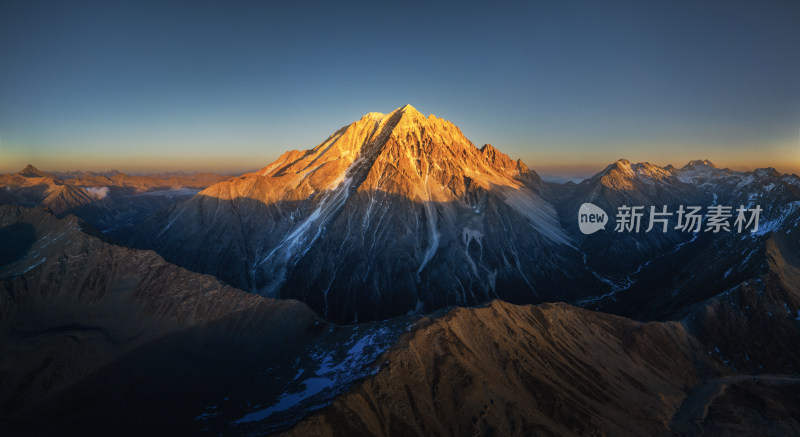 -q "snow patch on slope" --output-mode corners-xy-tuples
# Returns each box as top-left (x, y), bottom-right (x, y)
(231, 324), (403, 425)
